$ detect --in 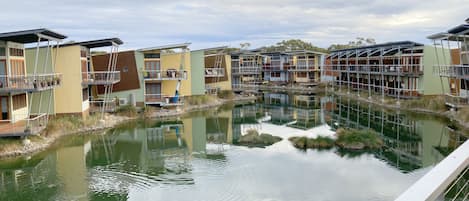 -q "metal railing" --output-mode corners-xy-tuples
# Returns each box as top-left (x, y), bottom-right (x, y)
(295, 59), (316, 71)
(142, 70), (188, 80)
(0, 73), (62, 92)
(326, 64), (423, 75)
(144, 94), (184, 105)
(82, 71), (120, 85)
(434, 65), (469, 78)
(0, 113), (48, 136)
(395, 140), (469, 201)
(89, 99), (117, 113)
(444, 93), (469, 107)
(205, 68), (225, 77)
(232, 67), (261, 74)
